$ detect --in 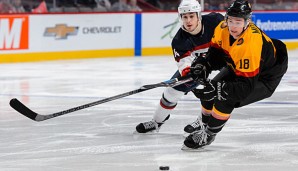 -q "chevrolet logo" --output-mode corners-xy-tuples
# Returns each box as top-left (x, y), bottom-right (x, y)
(44, 24), (78, 39)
